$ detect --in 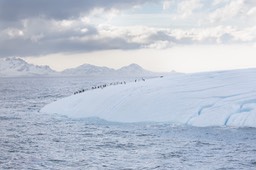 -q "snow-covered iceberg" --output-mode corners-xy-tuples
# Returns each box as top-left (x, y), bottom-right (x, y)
(41, 68), (256, 127)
